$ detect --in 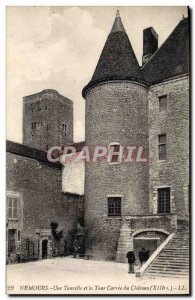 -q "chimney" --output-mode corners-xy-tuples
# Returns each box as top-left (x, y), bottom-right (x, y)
(142, 27), (158, 66)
